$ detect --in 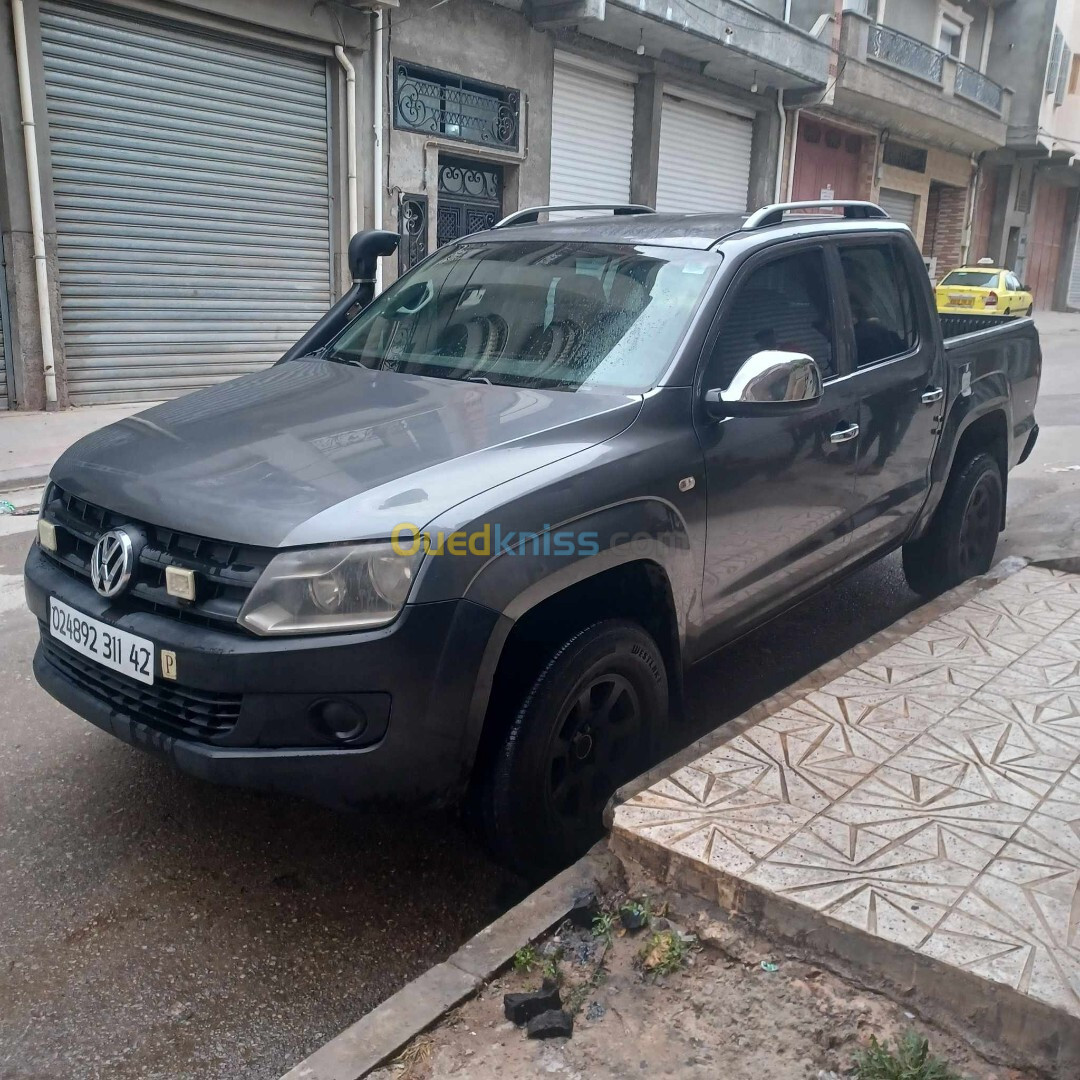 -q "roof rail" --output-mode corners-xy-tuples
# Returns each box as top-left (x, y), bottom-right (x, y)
(743, 201), (889, 229)
(494, 204), (656, 228)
